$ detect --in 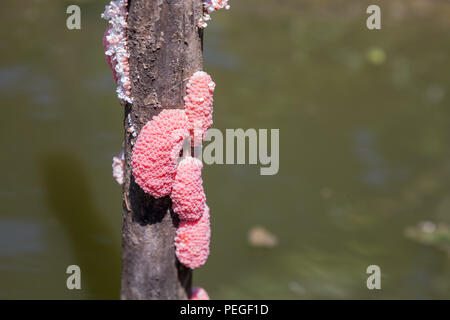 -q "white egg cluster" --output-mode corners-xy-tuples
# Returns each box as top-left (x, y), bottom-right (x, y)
(198, 0), (230, 28)
(101, 0), (132, 103)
